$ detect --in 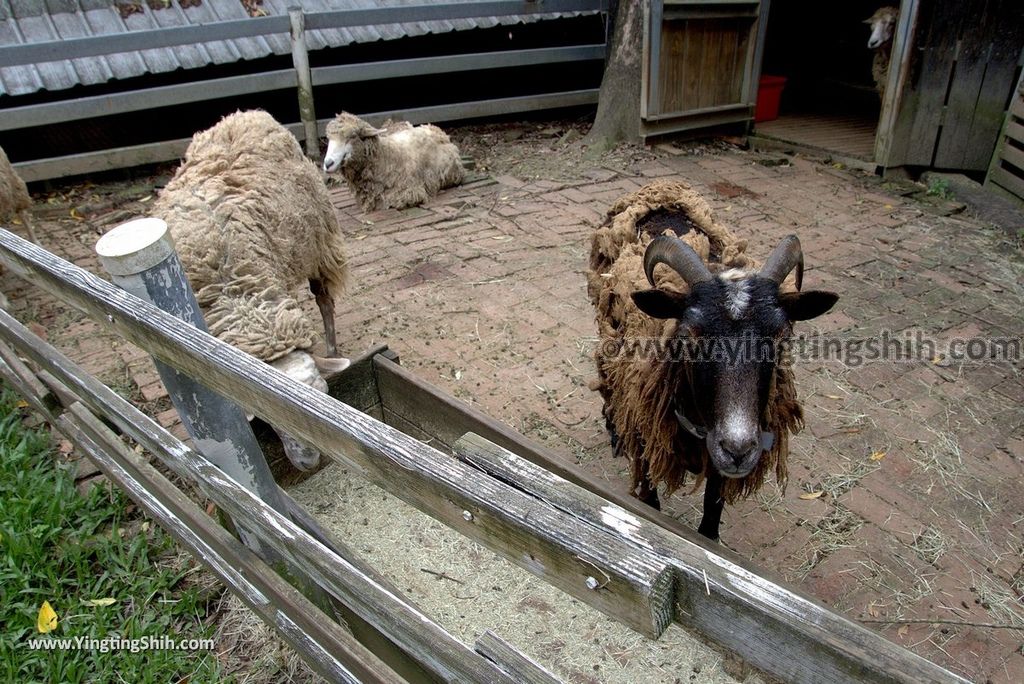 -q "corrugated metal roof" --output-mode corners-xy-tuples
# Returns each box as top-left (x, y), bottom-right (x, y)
(0, 0), (596, 97)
